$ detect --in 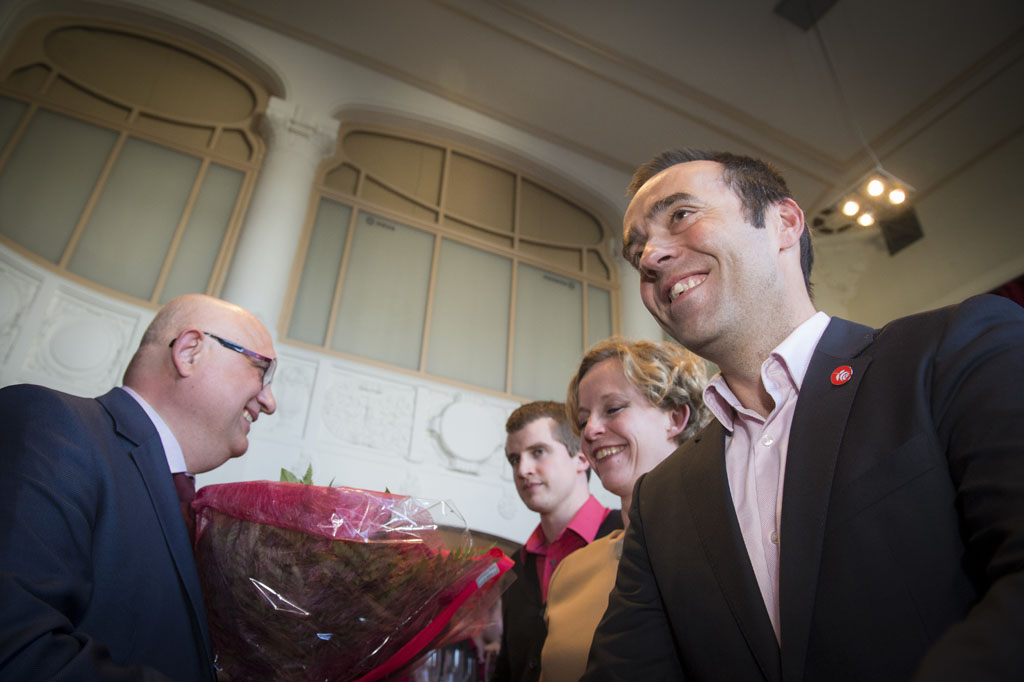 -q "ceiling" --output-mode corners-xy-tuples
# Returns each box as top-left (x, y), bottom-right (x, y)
(194, 0), (1024, 221)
